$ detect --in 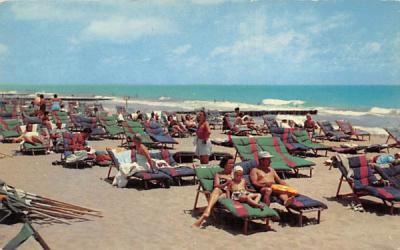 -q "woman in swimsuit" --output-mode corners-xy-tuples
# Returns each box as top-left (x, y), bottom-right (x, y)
(192, 156), (234, 227)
